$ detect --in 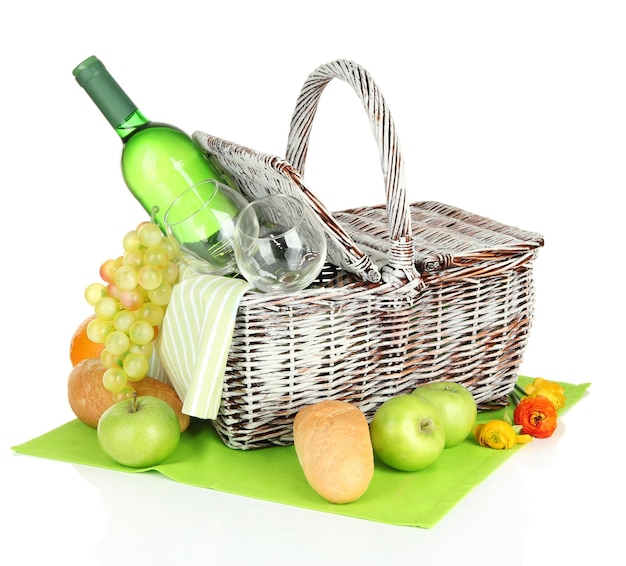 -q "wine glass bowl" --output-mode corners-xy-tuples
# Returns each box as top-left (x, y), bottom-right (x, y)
(164, 179), (249, 275)
(233, 194), (327, 293)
